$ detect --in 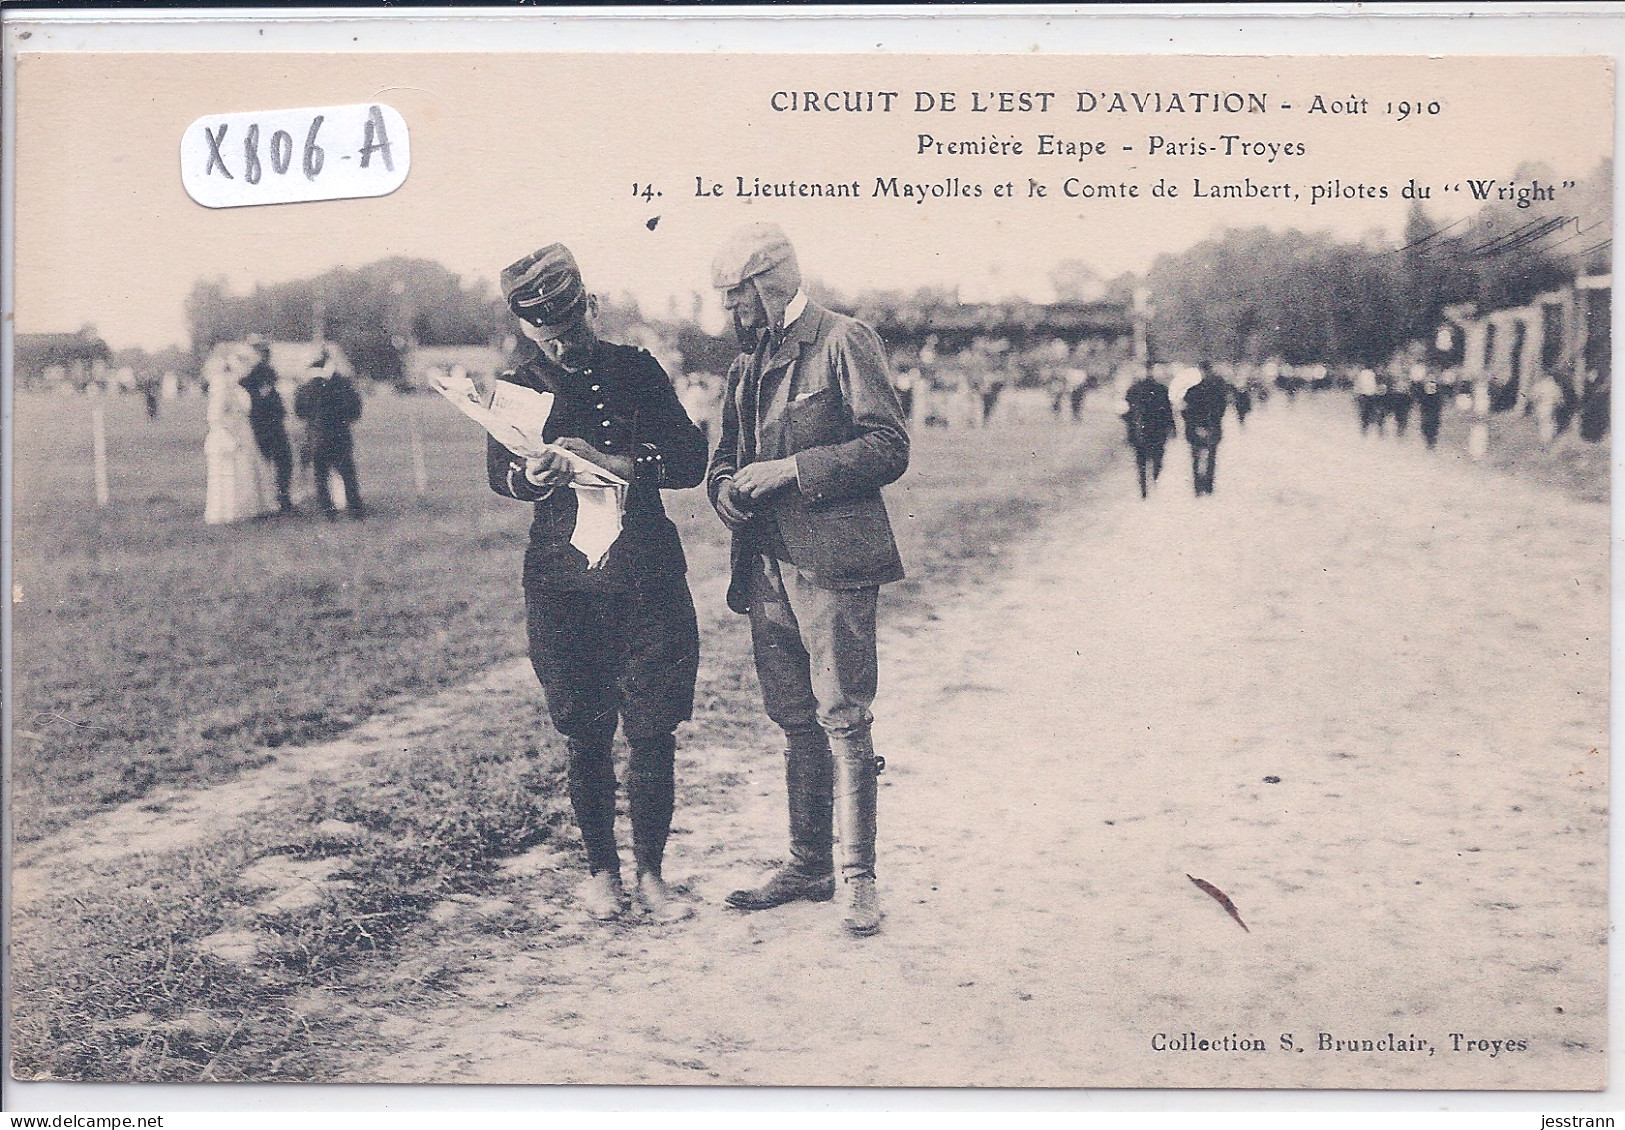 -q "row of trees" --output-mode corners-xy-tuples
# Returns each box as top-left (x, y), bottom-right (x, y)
(1144, 159), (1612, 366)
(184, 257), (510, 384)
(181, 255), (744, 386)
